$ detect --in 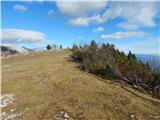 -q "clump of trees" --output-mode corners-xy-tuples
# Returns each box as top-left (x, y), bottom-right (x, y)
(60, 45), (62, 49)
(71, 40), (160, 97)
(47, 45), (51, 50)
